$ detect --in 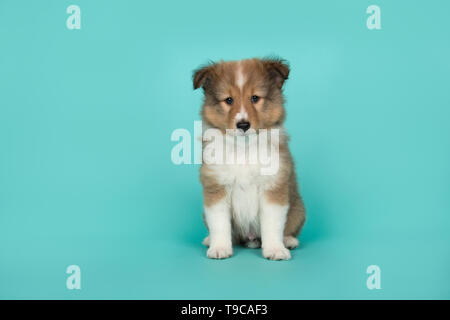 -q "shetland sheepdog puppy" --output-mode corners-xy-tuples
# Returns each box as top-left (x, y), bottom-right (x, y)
(193, 58), (306, 260)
